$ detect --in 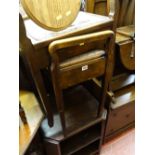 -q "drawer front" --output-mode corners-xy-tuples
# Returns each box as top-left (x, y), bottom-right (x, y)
(105, 101), (135, 136)
(118, 41), (135, 70)
(59, 57), (106, 89)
